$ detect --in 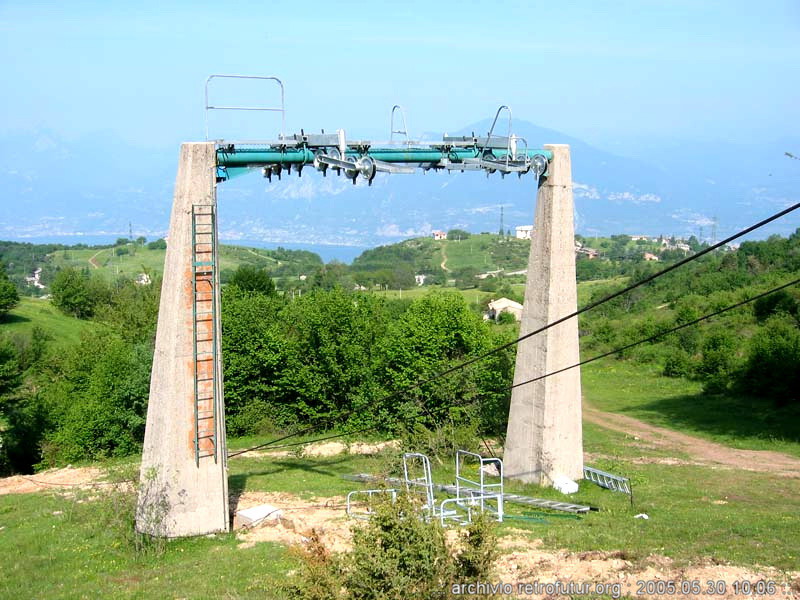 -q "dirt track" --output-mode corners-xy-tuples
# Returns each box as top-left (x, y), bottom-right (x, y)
(584, 402), (800, 477)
